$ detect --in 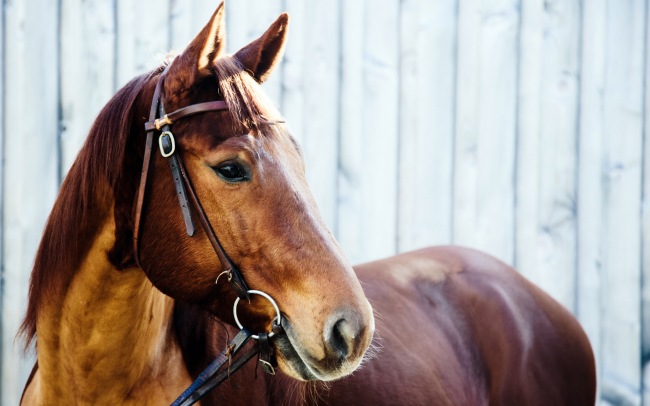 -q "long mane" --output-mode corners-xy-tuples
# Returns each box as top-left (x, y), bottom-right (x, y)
(18, 70), (156, 348)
